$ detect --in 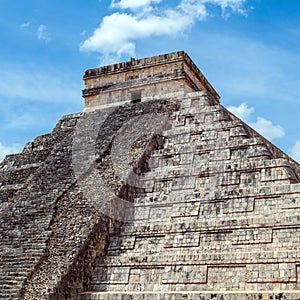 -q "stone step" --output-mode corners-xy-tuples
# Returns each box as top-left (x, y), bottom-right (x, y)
(0, 165), (40, 186)
(98, 247), (300, 268)
(81, 291), (300, 300)
(0, 184), (24, 203)
(0, 114), (80, 170)
(0, 116), (77, 298)
(0, 150), (50, 168)
(113, 208), (300, 237)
